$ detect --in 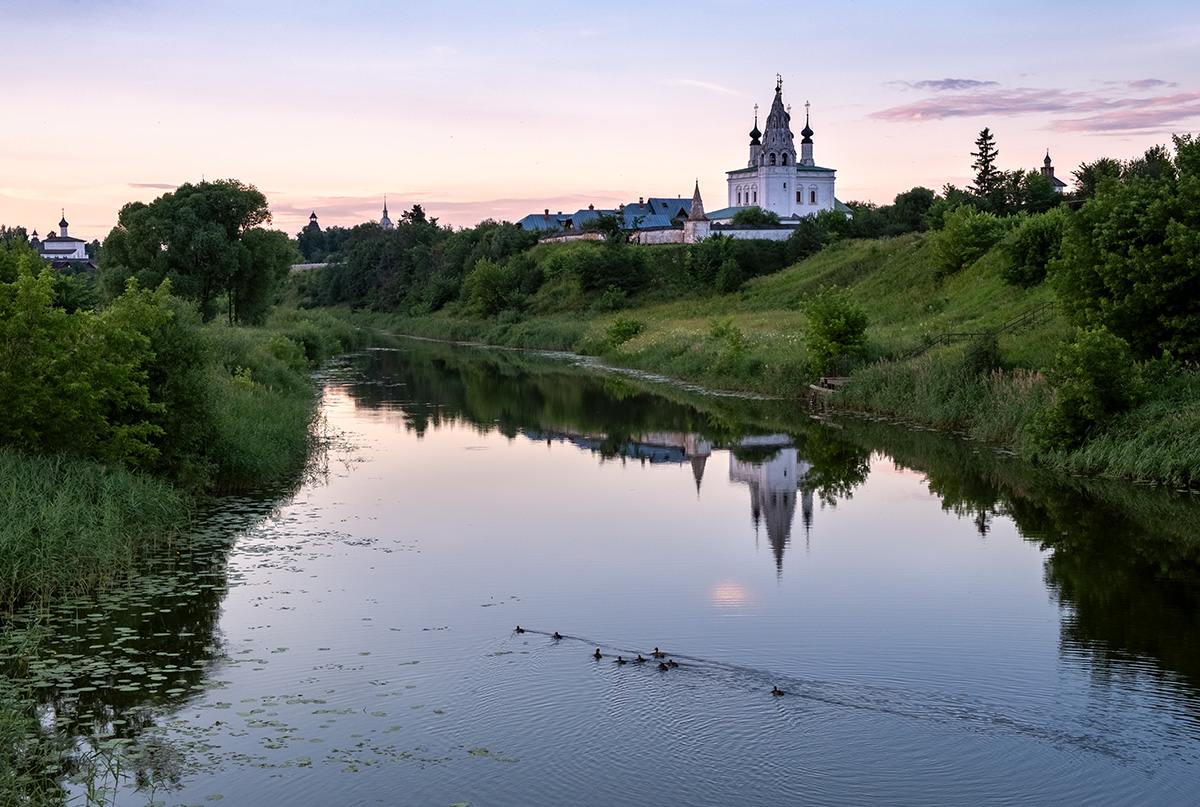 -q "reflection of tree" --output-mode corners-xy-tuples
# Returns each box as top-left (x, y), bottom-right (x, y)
(341, 339), (1200, 700)
(839, 416), (1200, 697)
(334, 342), (790, 448)
(793, 428), (871, 506)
